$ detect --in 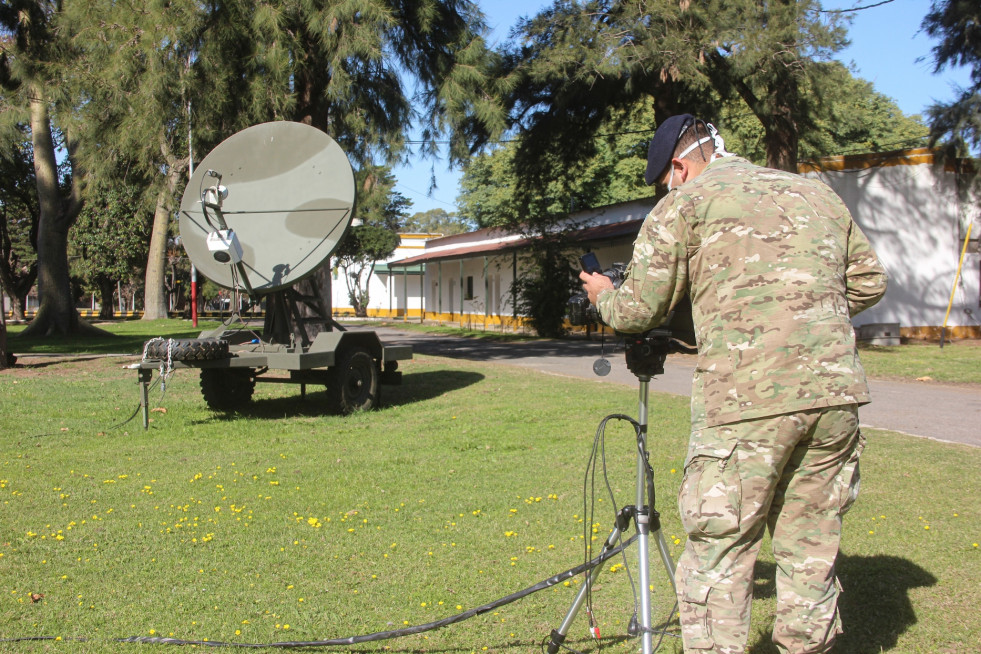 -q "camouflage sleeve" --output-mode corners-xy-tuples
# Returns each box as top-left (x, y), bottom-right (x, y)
(596, 197), (689, 333)
(845, 218), (888, 317)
